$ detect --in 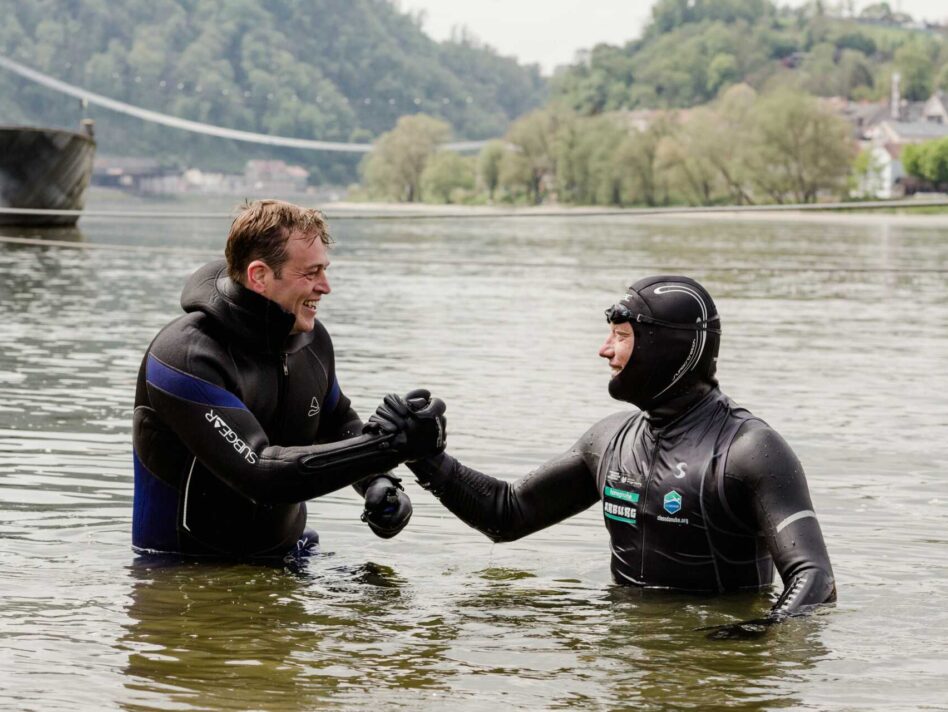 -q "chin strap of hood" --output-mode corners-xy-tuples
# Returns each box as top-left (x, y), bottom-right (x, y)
(607, 275), (721, 411)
